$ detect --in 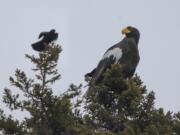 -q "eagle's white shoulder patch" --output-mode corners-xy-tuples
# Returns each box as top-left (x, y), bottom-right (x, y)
(103, 47), (122, 63)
